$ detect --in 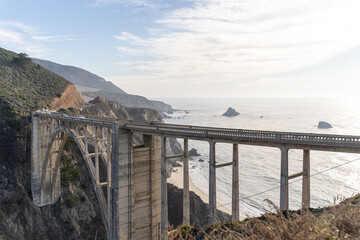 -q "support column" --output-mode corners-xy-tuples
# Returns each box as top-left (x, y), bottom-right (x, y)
(94, 126), (100, 185)
(109, 123), (133, 240)
(209, 141), (216, 224)
(280, 147), (289, 210)
(183, 139), (190, 225)
(31, 113), (42, 206)
(302, 150), (310, 208)
(161, 136), (168, 239)
(107, 128), (111, 226)
(84, 125), (88, 154)
(232, 144), (239, 221)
